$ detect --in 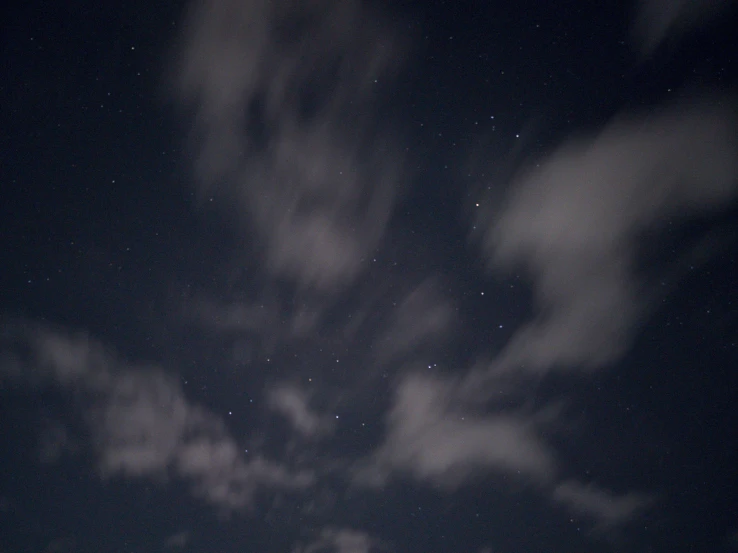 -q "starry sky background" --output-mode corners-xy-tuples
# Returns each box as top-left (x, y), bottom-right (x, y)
(2, 0), (738, 552)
